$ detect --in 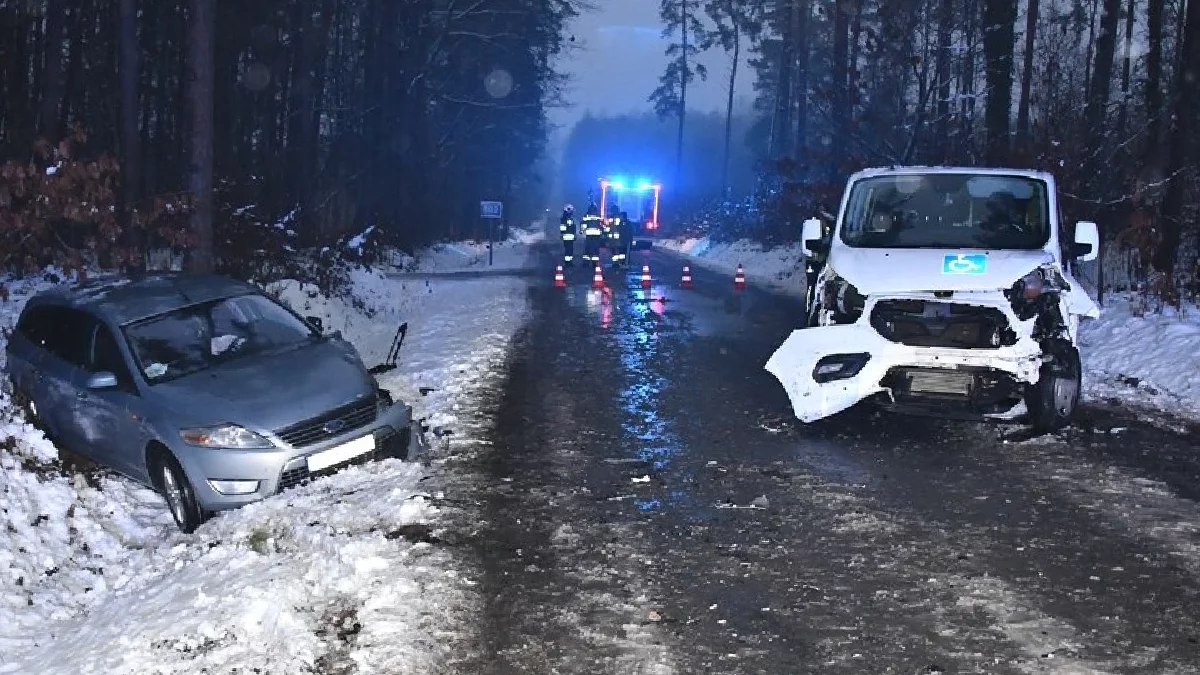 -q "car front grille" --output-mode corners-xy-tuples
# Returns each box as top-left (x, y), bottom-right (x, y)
(276, 426), (410, 493)
(870, 299), (1015, 349)
(275, 397), (378, 448)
